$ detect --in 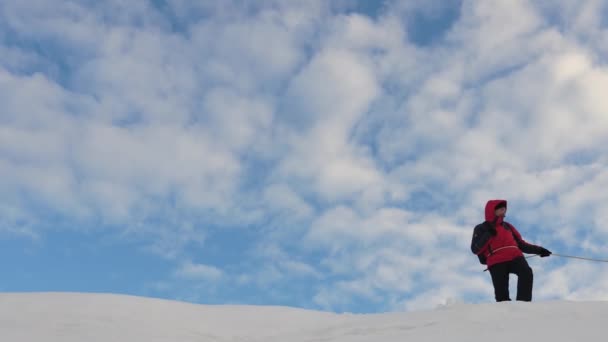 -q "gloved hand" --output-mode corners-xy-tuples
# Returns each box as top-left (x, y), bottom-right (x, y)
(539, 247), (552, 257)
